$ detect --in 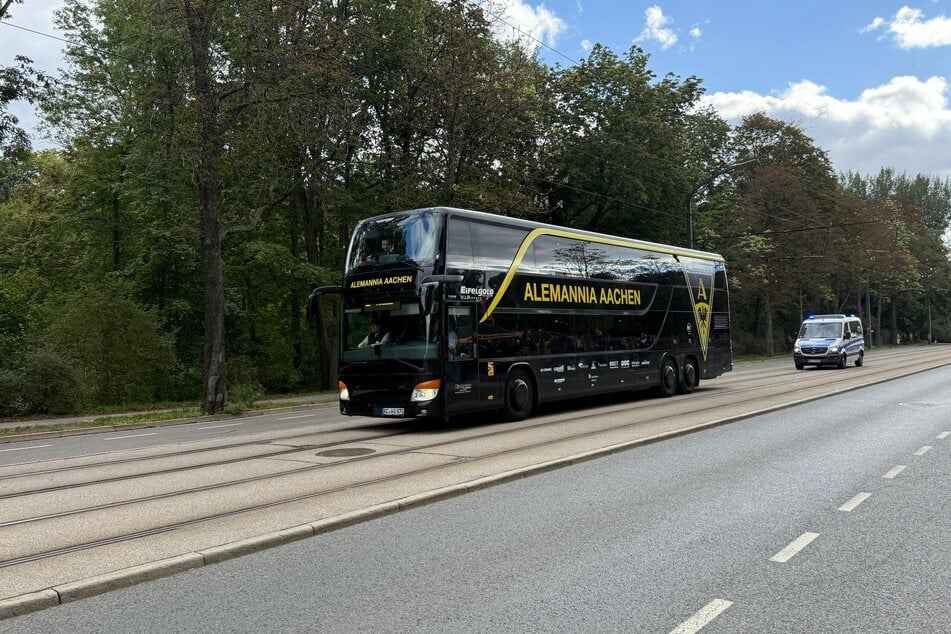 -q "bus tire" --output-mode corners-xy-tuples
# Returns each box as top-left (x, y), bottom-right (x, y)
(678, 357), (699, 394)
(503, 368), (534, 421)
(657, 357), (678, 397)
